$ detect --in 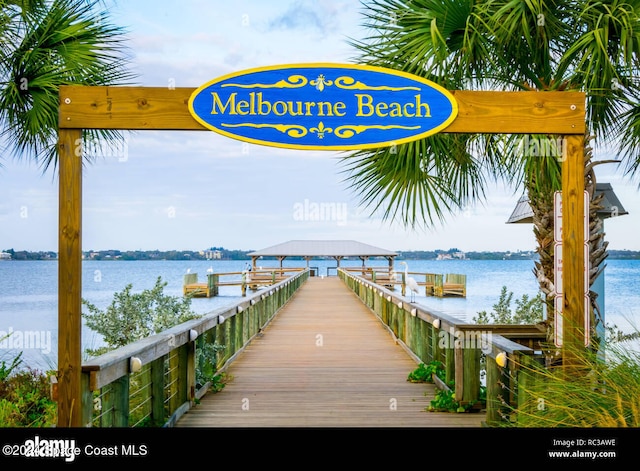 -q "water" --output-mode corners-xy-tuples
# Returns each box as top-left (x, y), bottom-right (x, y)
(1, 258), (639, 371)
